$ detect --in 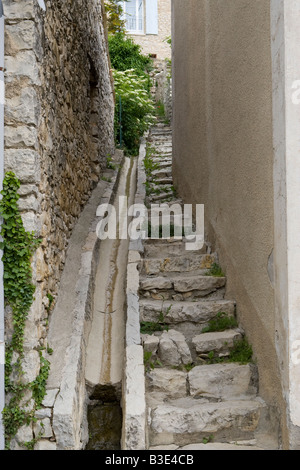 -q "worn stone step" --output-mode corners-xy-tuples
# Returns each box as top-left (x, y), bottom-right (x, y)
(145, 362), (257, 404)
(139, 273), (226, 301)
(140, 299), (236, 325)
(142, 253), (216, 275)
(150, 177), (173, 185)
(152, 148), (172, 154)
(151, 157), (172, 164)
(148, 184), (174, 193)
(151, 169), (172, 179)
(149, 139), (172, 145)
(150, 192), (175, 202)
(140, 273), (226, 295)
(192, 329), (243, 357)
(146, 368), (188, 401)
(143, 240), (207, 258)
(153, 162), (172, 170)
(188, 363), (257, 400)
(149, 443), (264, 450)
(148, 398), (267, 447)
